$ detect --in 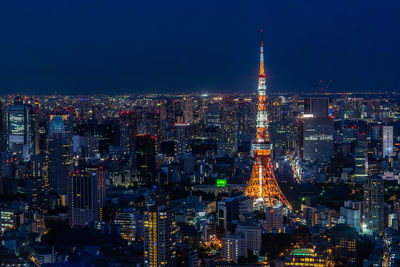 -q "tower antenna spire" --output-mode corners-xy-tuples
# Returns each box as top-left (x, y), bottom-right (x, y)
(259, 29), (265, 76)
